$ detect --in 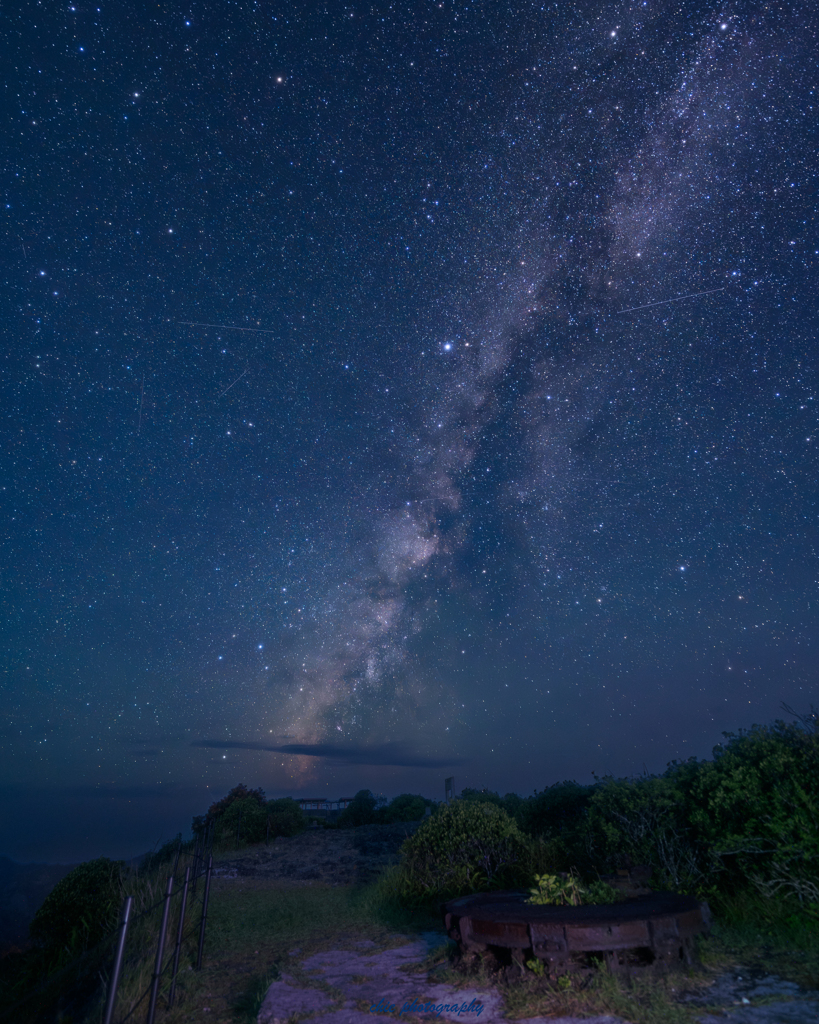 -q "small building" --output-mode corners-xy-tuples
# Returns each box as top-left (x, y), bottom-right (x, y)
(297, 797), (353, 818)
